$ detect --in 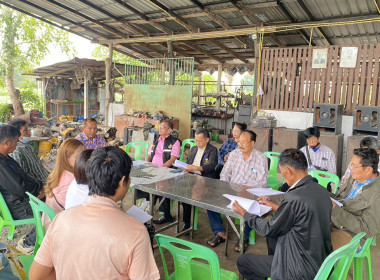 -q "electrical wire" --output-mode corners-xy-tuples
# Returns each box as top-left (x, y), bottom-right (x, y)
(374, 0), (380, 14)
